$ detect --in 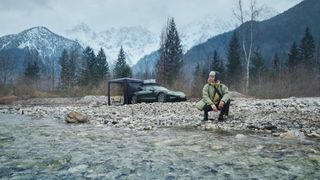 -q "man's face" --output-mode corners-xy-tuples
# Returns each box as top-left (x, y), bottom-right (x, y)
(208, 75), (215, 83)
